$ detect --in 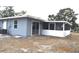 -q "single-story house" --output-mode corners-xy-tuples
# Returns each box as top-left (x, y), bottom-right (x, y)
(0, 15), (71, 37)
